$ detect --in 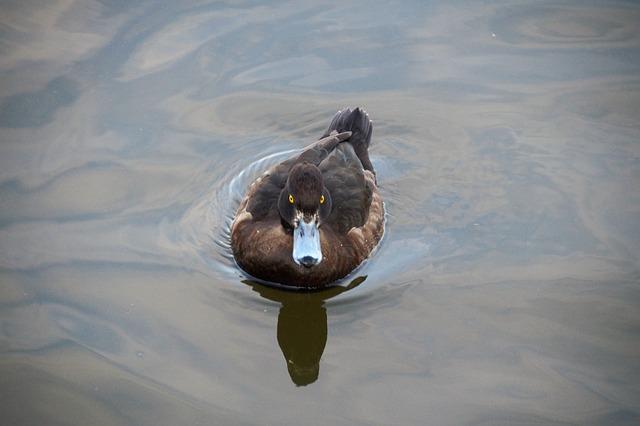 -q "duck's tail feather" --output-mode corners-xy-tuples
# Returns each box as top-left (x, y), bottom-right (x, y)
(322, 107), (374, 173)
